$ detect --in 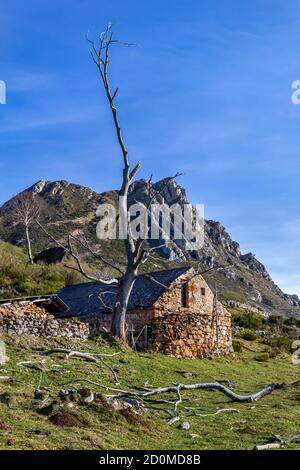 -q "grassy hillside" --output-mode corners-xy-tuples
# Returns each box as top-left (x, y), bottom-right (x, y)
(0, 241), (85, 299)
(0, 334), (300, 450)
